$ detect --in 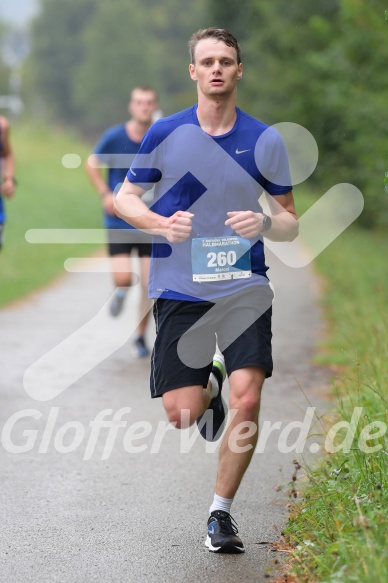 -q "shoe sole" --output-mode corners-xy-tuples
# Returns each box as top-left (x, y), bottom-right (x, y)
(196, 353), (227, 441)
(197, 394), (227, 442)
(205, 535), (245, 553)
(212, 353), (227, 439)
